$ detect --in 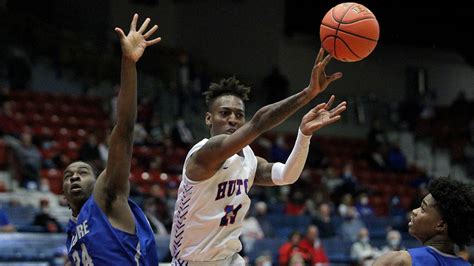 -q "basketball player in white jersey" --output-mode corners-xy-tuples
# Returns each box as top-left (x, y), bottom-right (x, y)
(170, 48), (346, 265)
